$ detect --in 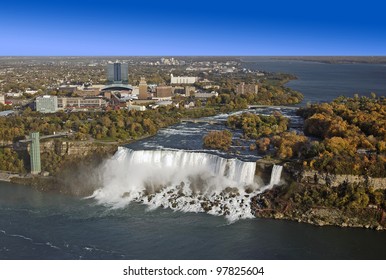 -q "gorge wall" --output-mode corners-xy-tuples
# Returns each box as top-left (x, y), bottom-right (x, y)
(300, 170), (386, 190)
